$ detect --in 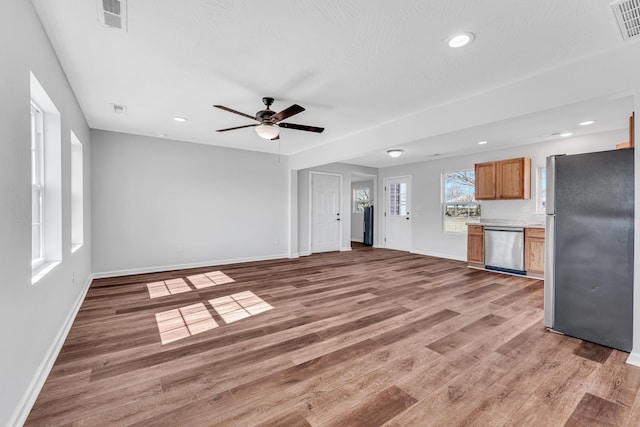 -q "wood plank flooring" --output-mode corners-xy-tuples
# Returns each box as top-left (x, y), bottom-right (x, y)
(26, 245), (640, 426)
